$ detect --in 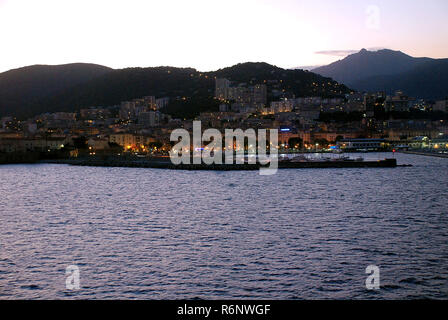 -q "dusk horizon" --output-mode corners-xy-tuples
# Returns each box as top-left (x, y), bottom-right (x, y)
(1, 0), (448, 73)
(0, 47), (448, 73)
